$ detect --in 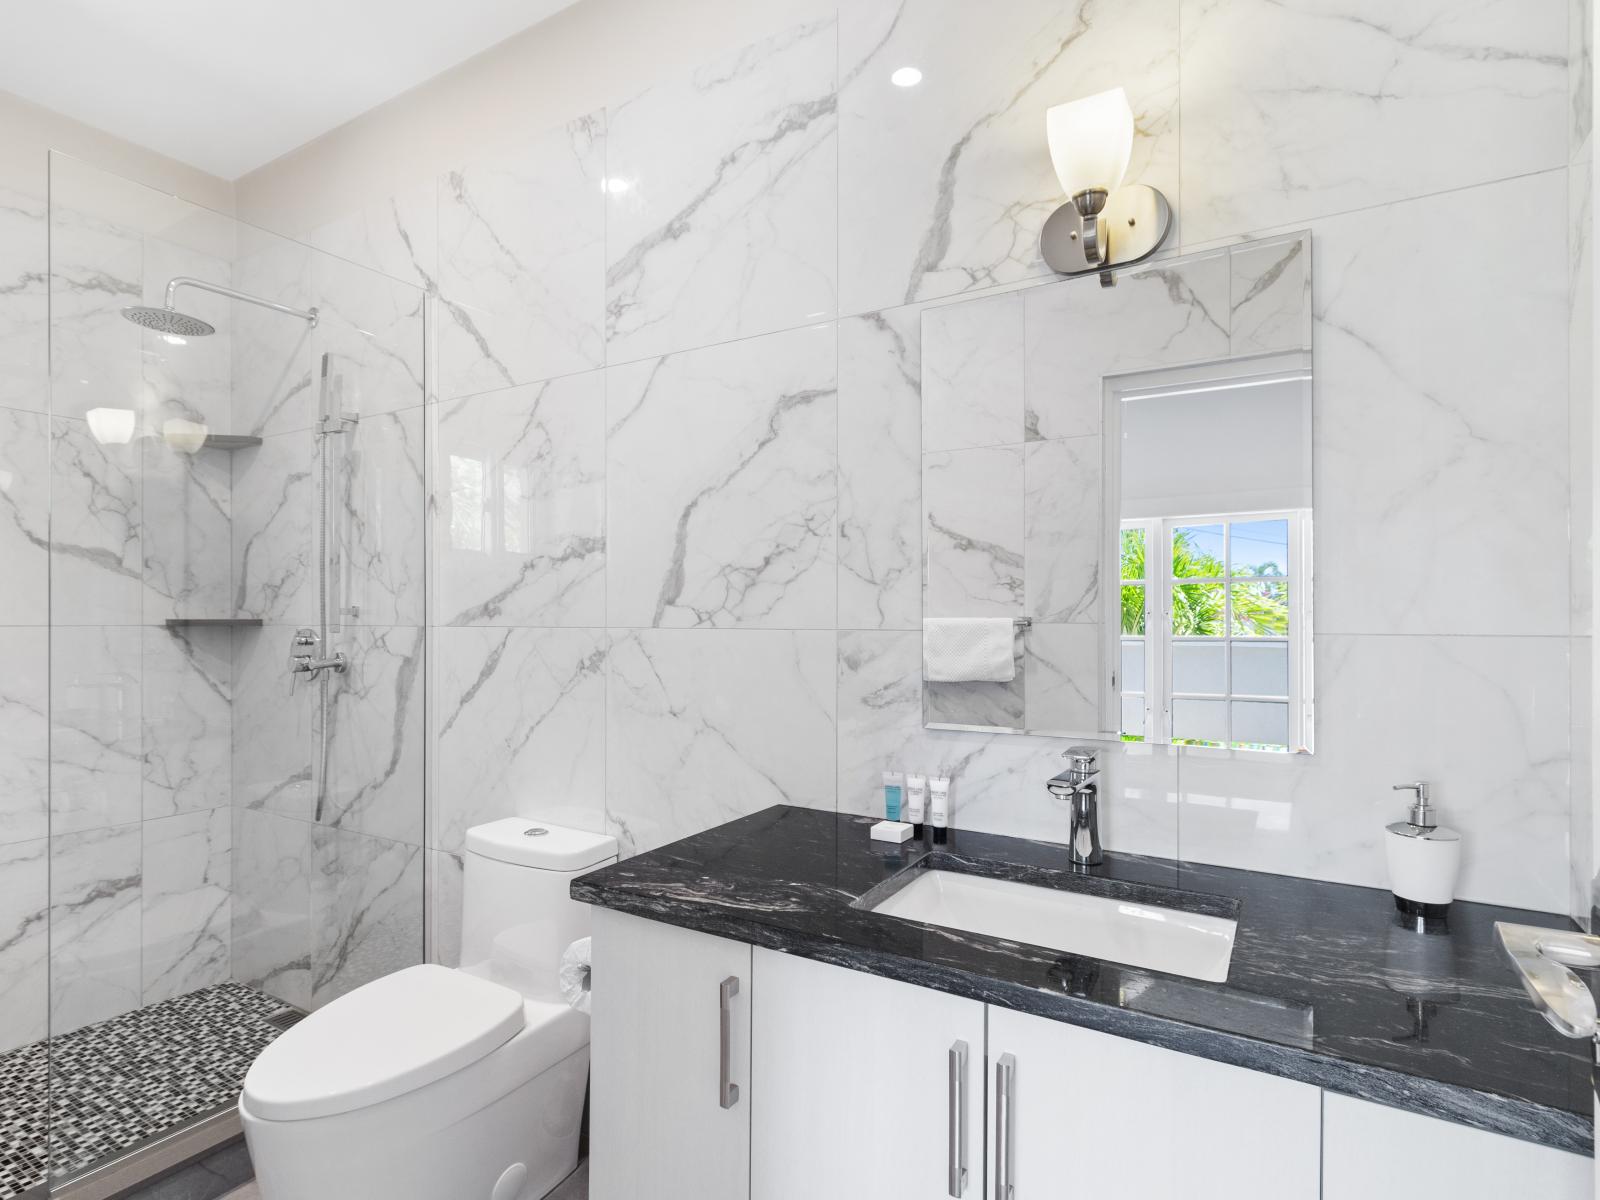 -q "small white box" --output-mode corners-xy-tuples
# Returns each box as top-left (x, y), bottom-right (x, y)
(870, 820), (915, 844)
